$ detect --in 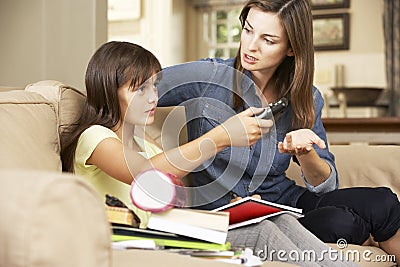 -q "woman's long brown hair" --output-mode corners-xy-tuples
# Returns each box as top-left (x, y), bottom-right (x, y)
(234, 0), (315, 129)
(61, 41), (161, 172)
